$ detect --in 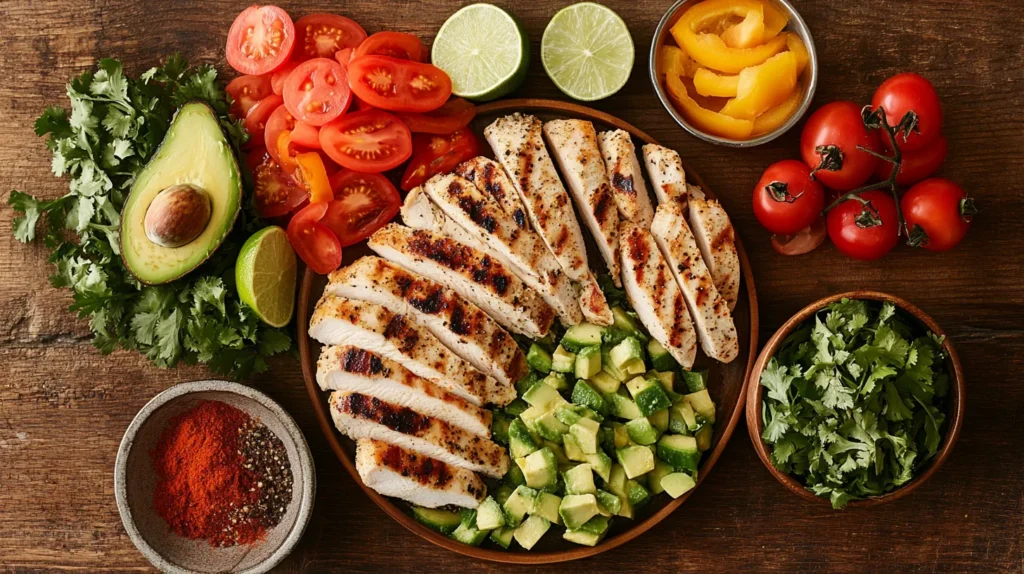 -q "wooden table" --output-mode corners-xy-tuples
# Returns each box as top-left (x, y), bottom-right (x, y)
(1, 1), (1021, 571)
